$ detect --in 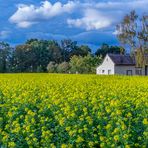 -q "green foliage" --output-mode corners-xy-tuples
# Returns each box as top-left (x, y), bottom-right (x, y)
(116, 10), (148, 67)
(47, 62), (57, 73)
(11, 44), (34, 72)
(0, 42), (11, 72)
(57, 62), (70, 73)
(69, 54), (102, 74)
(95, 43), (125, 57)
(0, 39), (126, 73)
(69, 55), (85, 73)
(9, 39), (94, 73)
